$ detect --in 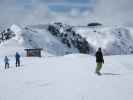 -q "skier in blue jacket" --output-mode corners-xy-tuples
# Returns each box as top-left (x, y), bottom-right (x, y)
(15, 52), (20, 67)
